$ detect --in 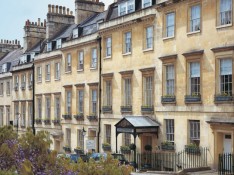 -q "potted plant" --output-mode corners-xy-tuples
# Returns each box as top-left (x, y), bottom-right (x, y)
(129, 143), (136, 151)
(144, 144), (152, 152)
(52, 119), (60, 125)
(102, 142), (111, 151)
(87, 114), (97, 121)
(62, 113), (72, 120)
(185, 143), (200, 154)
(161, 141), (175, 151)
(43, 118), (51, 125)
(120, 105), (132, 113)
(120, 145), (131, 154)
(74, 146), (84, 154)
(63, 145), (71, 153)
(215, 92), (233, 102)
